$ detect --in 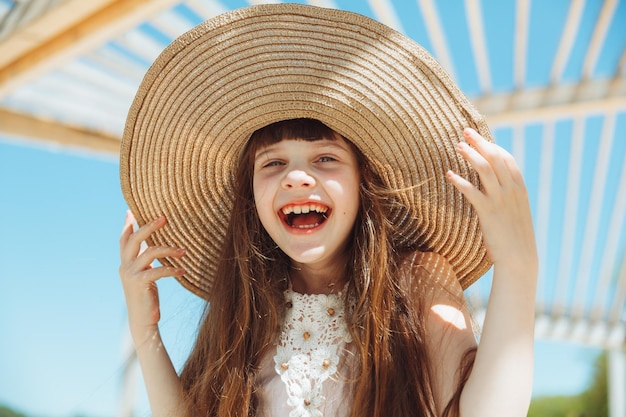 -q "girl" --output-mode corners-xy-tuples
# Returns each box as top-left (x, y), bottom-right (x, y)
(119, 5), (537, 417)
